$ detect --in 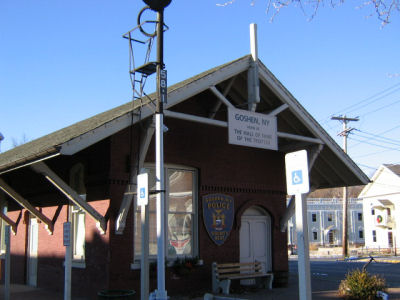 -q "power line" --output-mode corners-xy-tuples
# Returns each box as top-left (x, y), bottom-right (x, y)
(353, 130), (400, 147)
(332, 81), (400, 117)
(359, 98), (400, 118)
(348, 136), (400, 152)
